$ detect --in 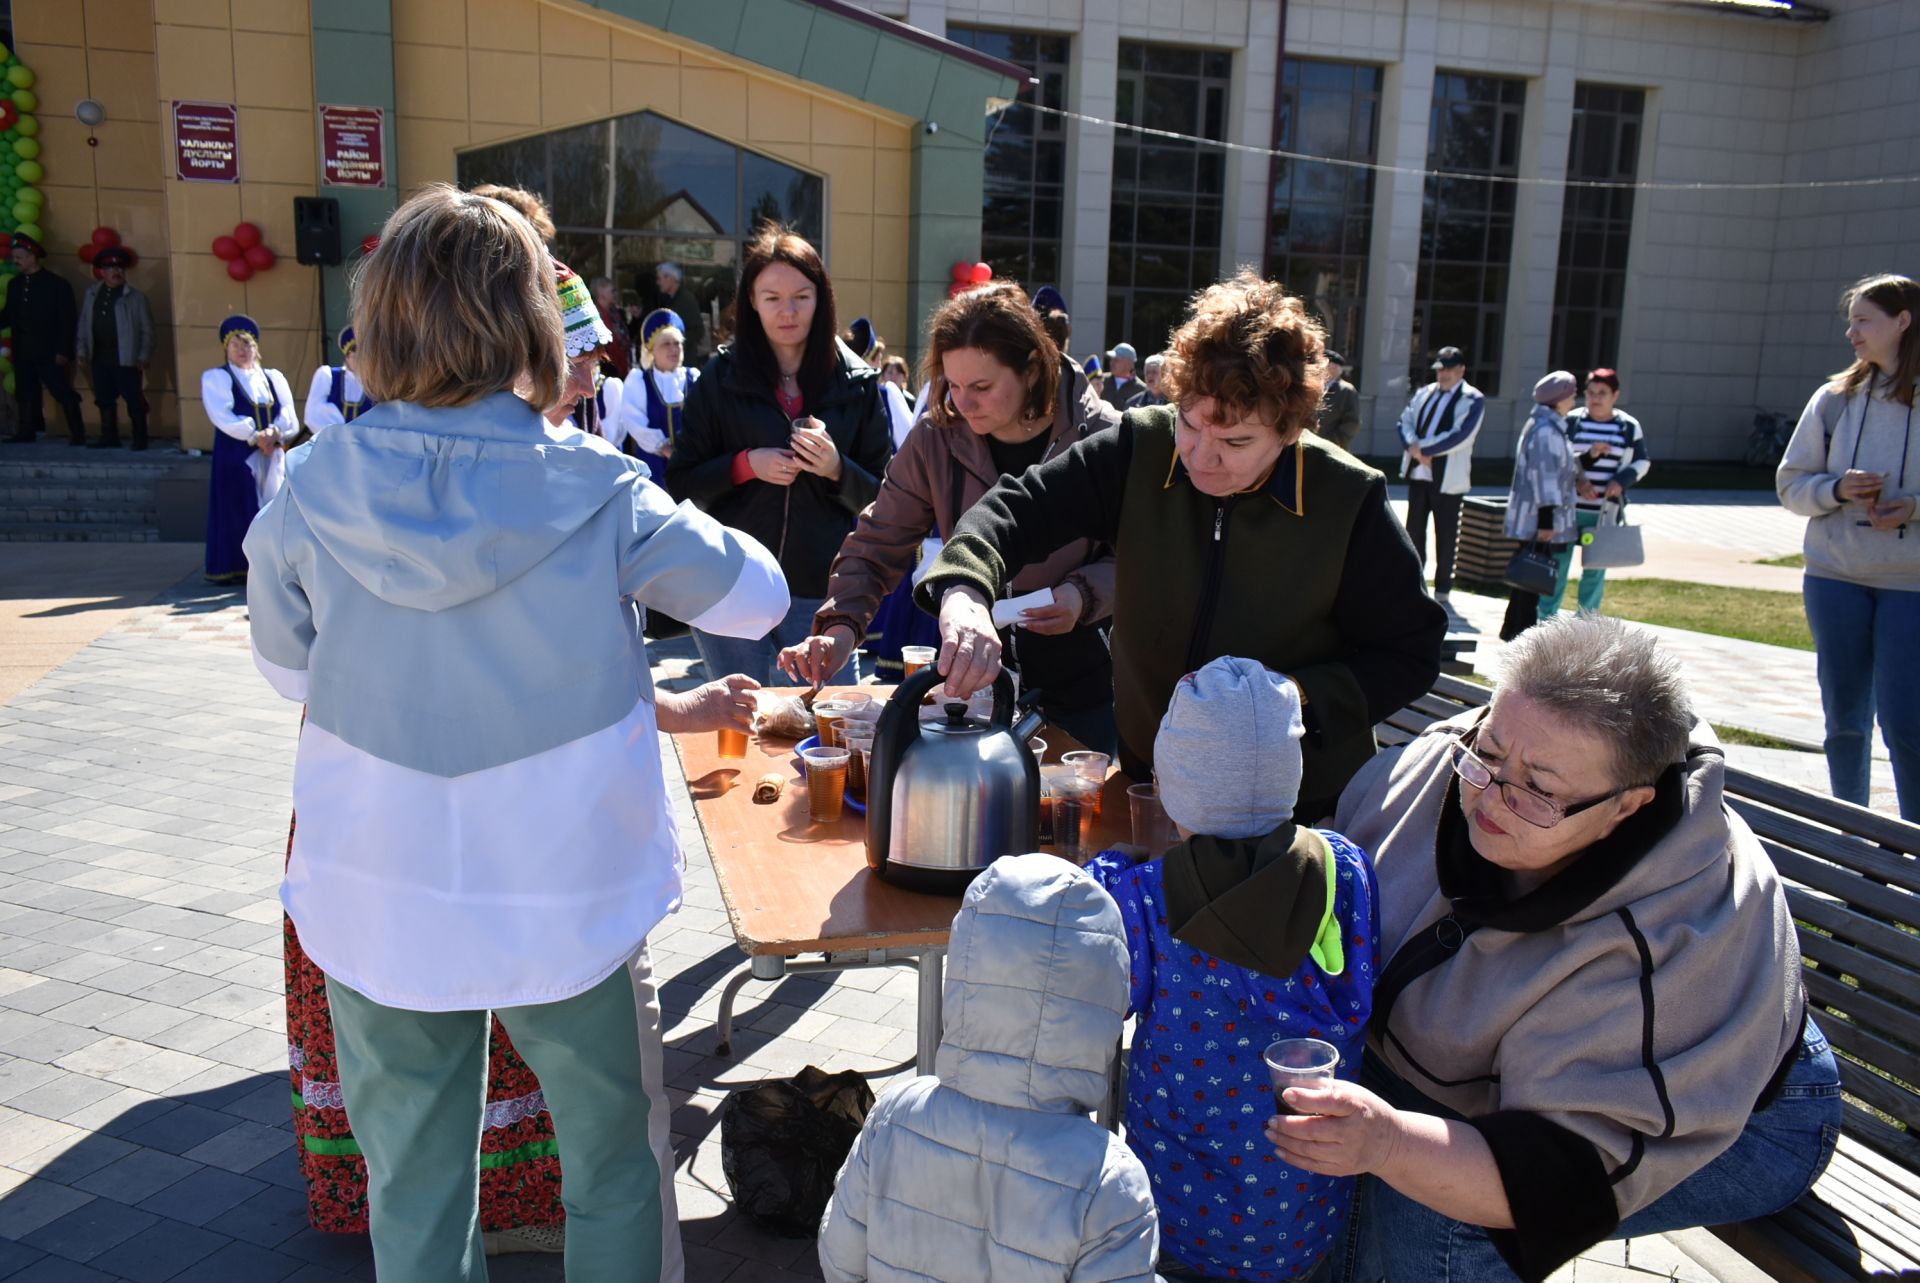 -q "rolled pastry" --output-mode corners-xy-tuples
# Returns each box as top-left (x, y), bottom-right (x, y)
(752, 773), (785, 804)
